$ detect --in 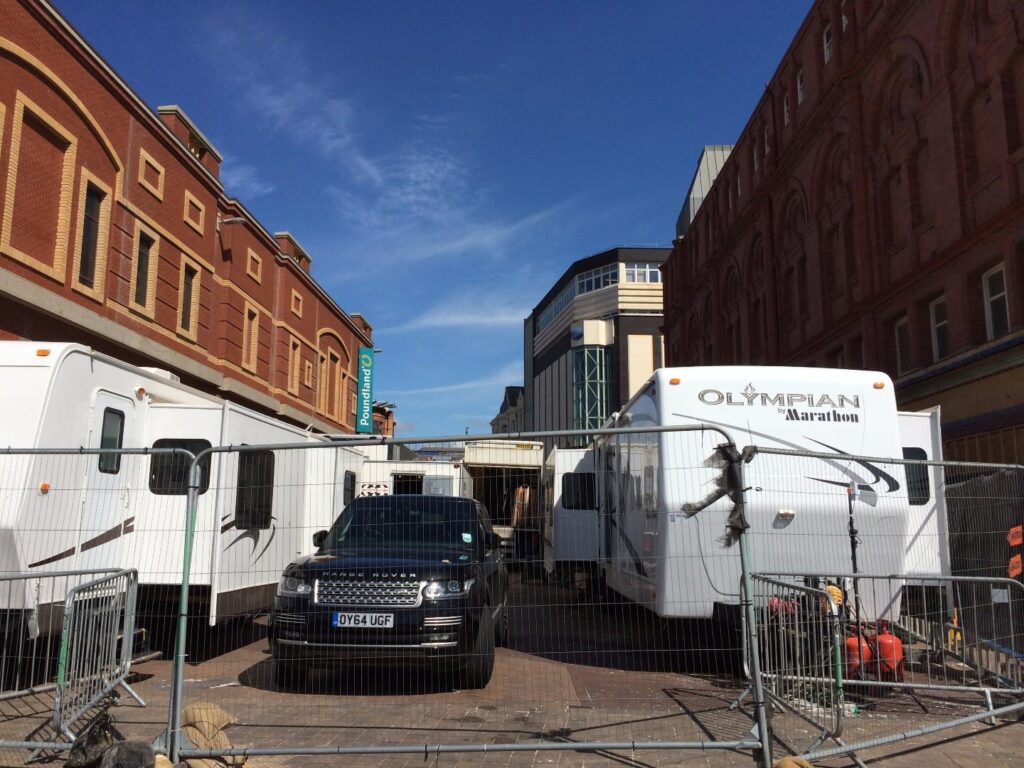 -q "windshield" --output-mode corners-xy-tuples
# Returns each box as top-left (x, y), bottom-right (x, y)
(325, 496), (478, 554)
